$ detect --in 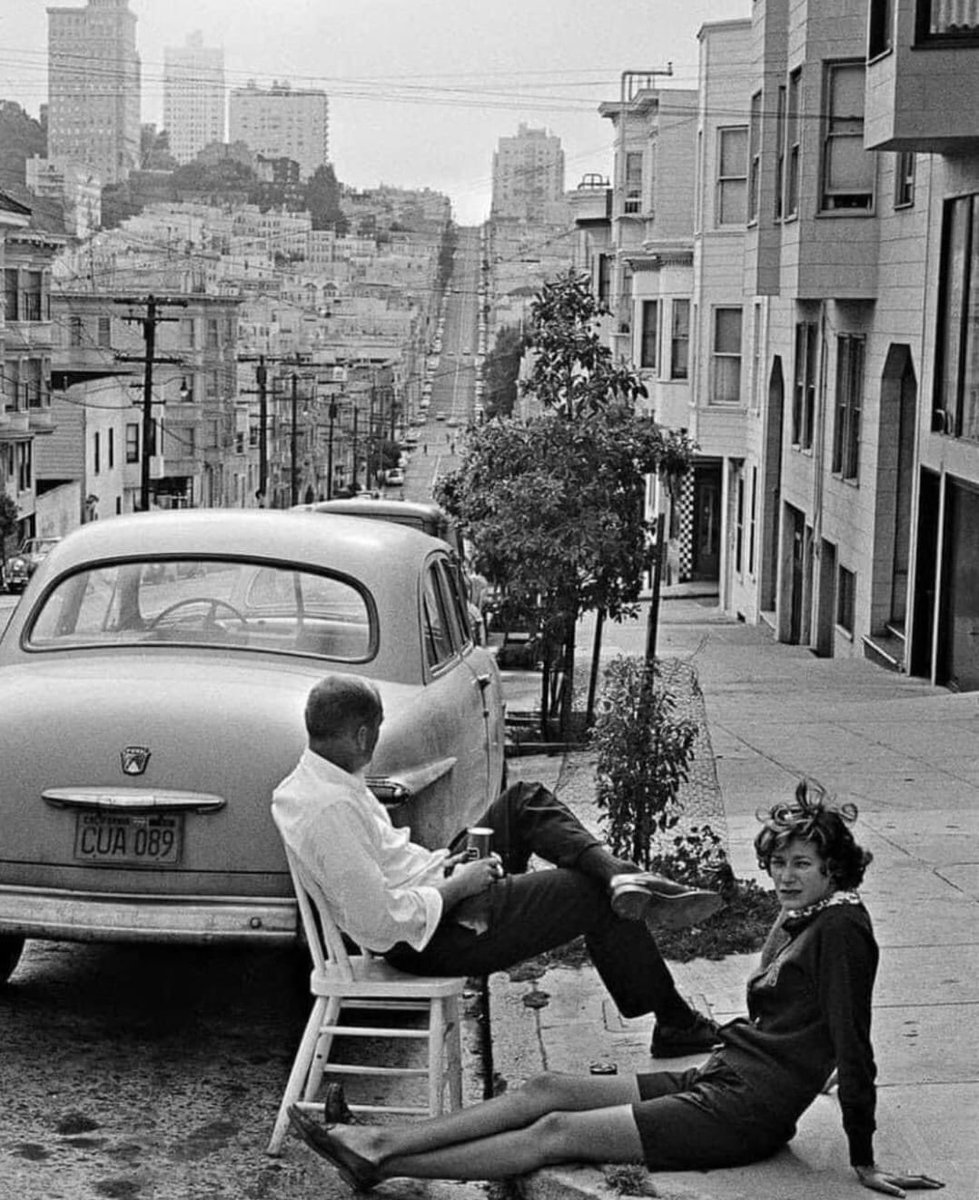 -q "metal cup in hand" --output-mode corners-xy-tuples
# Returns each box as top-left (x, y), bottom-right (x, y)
(465, 826), (494, 860)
